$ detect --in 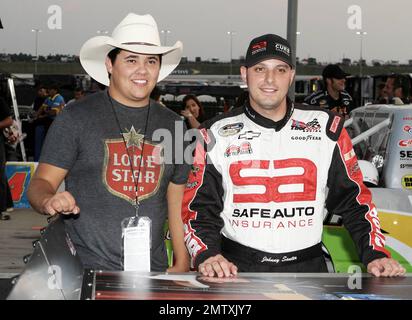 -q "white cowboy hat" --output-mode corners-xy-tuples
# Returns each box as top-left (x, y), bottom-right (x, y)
(80, 13), (183, 86)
